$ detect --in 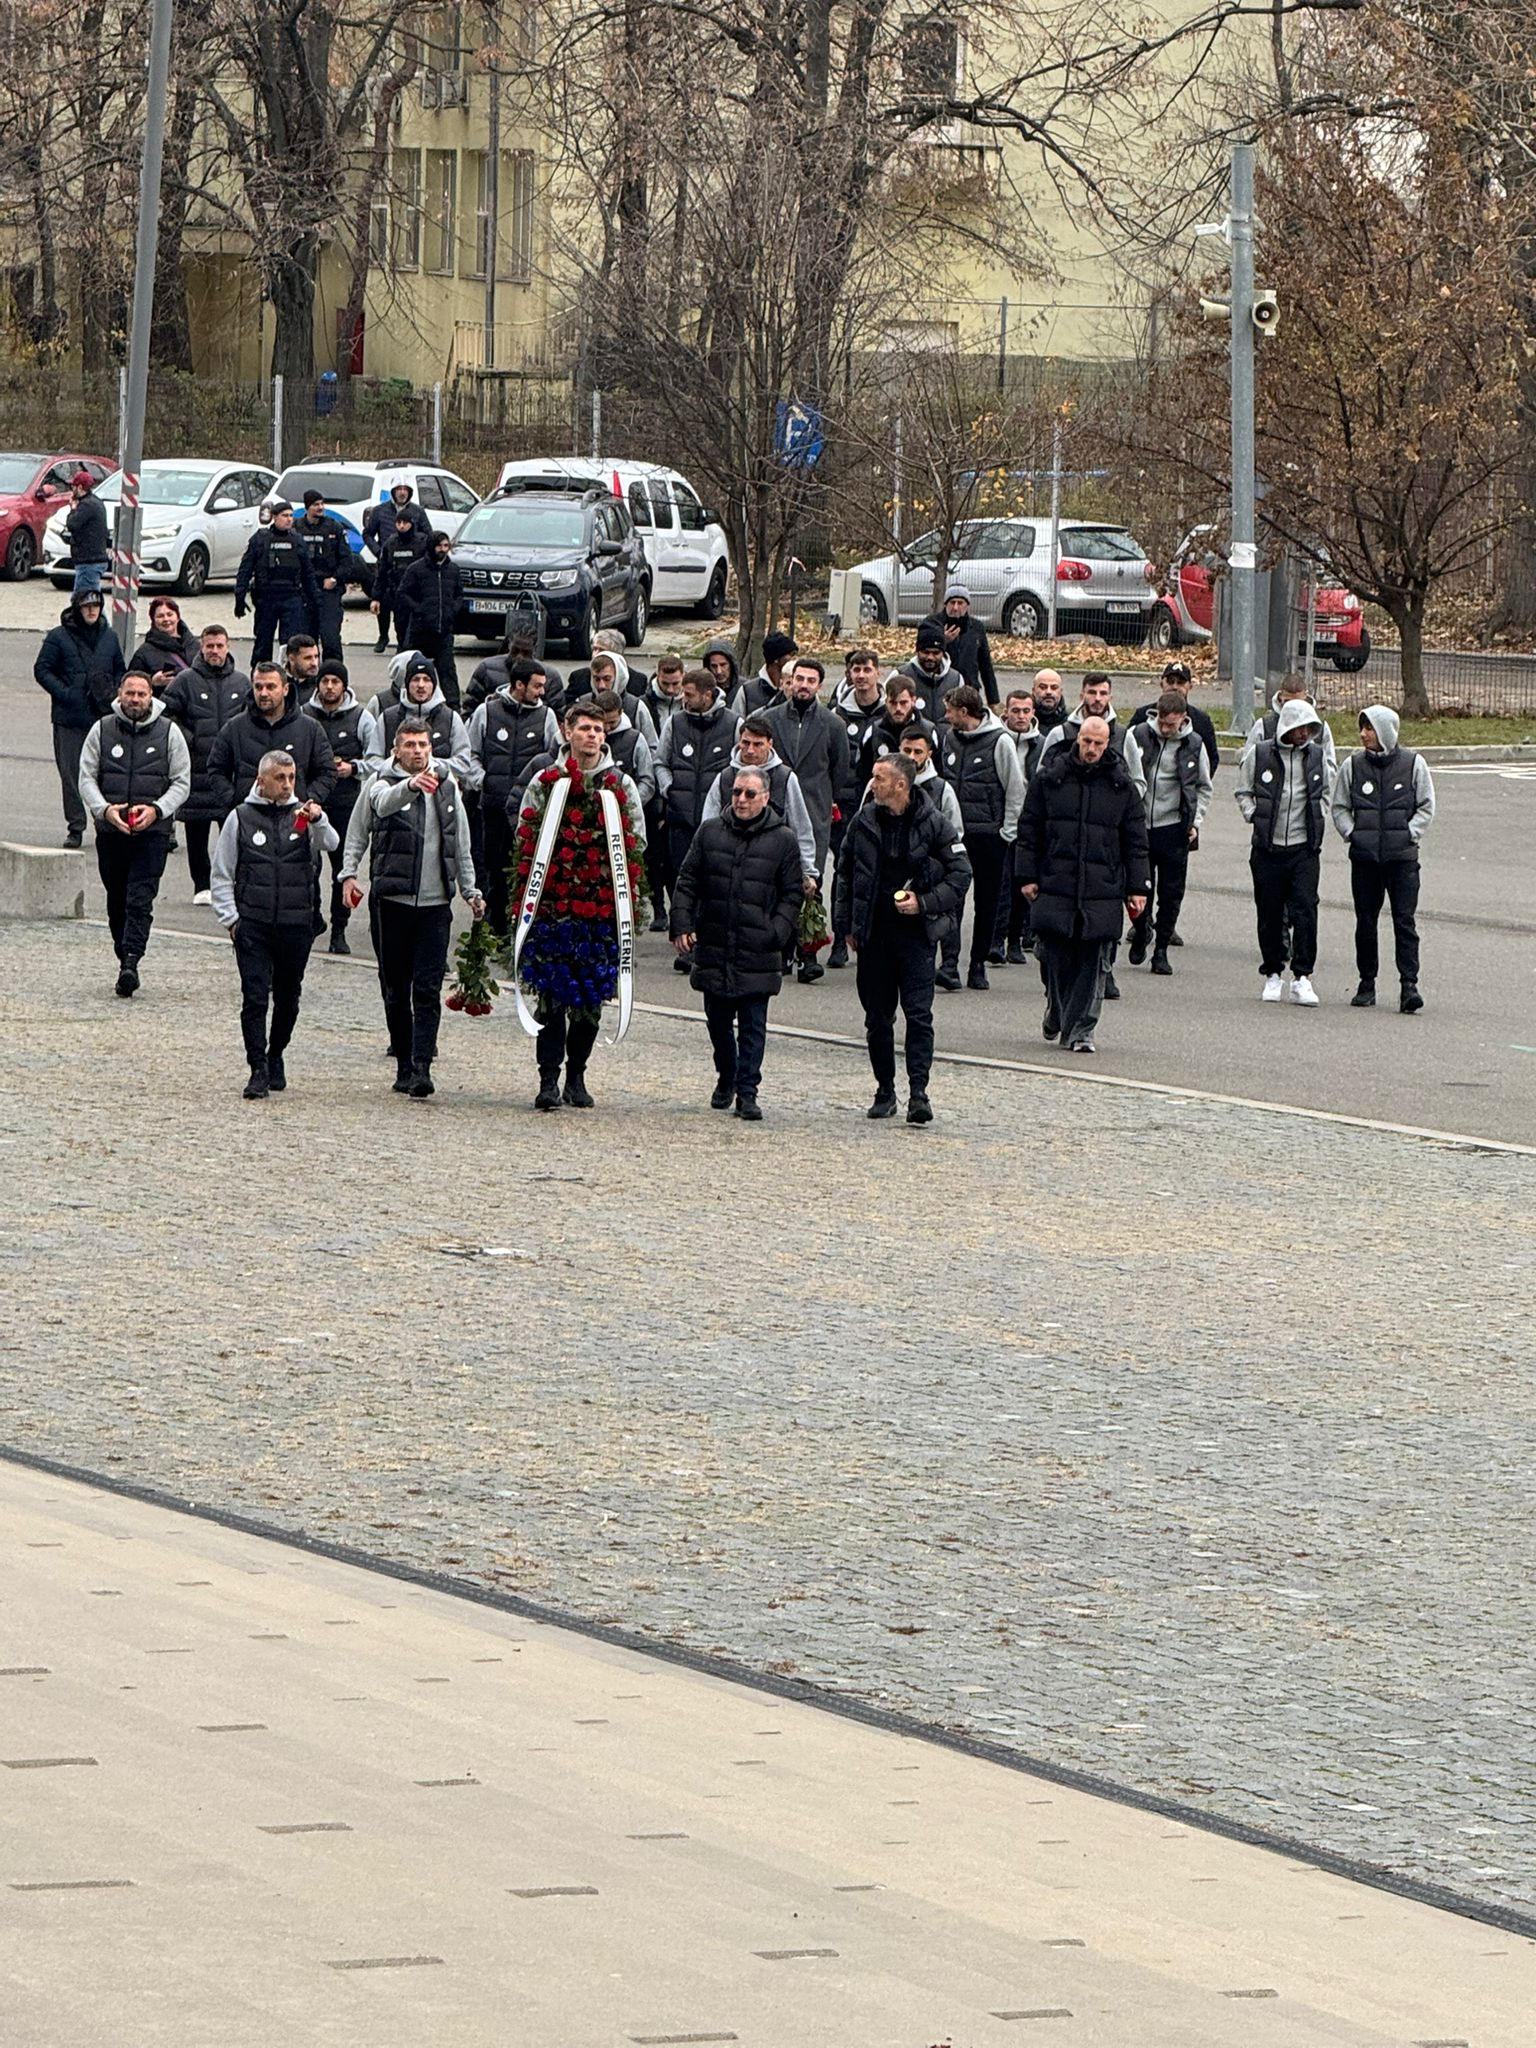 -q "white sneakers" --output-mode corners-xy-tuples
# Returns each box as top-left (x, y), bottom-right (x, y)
(1261, 972), (1320, 1005)
(192, 889), (212, 906)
